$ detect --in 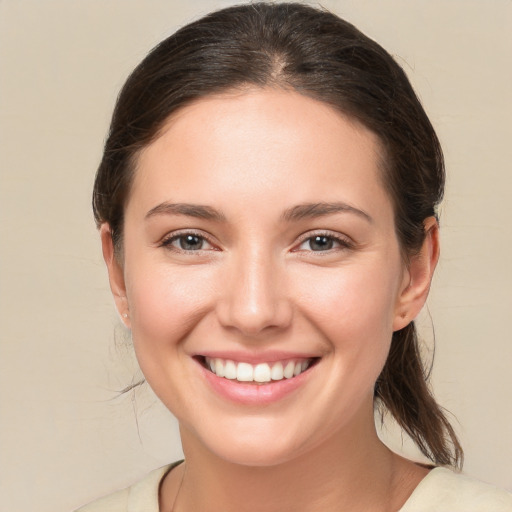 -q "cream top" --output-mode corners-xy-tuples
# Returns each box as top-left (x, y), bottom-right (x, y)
(76, 463), (512, 512)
